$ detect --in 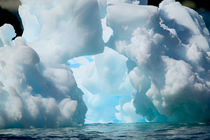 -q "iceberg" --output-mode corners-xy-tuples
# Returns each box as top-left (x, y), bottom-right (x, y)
(0, 0), (209, 128)
(106, 0), (210, 122)
(0, 24), (87, 128)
